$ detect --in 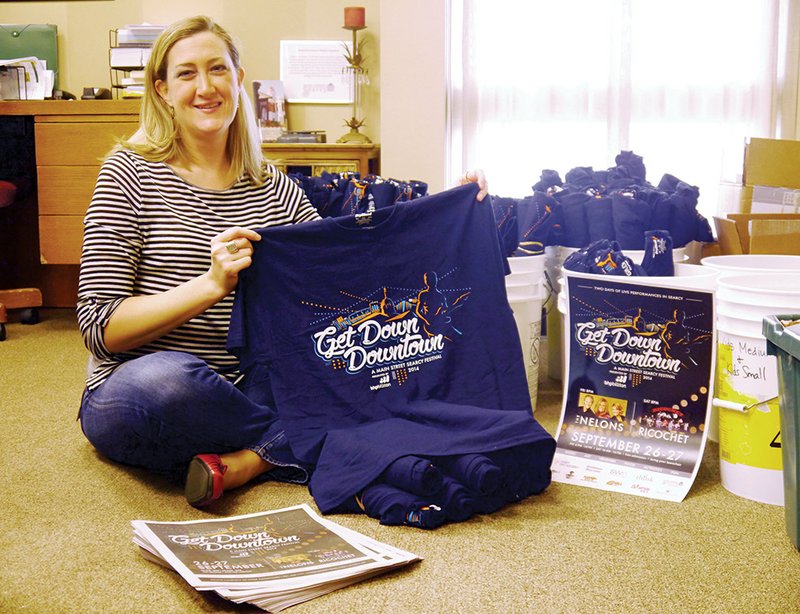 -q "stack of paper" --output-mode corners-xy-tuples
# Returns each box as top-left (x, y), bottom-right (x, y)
(0, 56), (52, 100)
(109, 47), (152, 69)
(118, 69), (145, 86)
(116, 24), (165, 46)
(131, 503), (421, 612)
(118, 69), (145, 98)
